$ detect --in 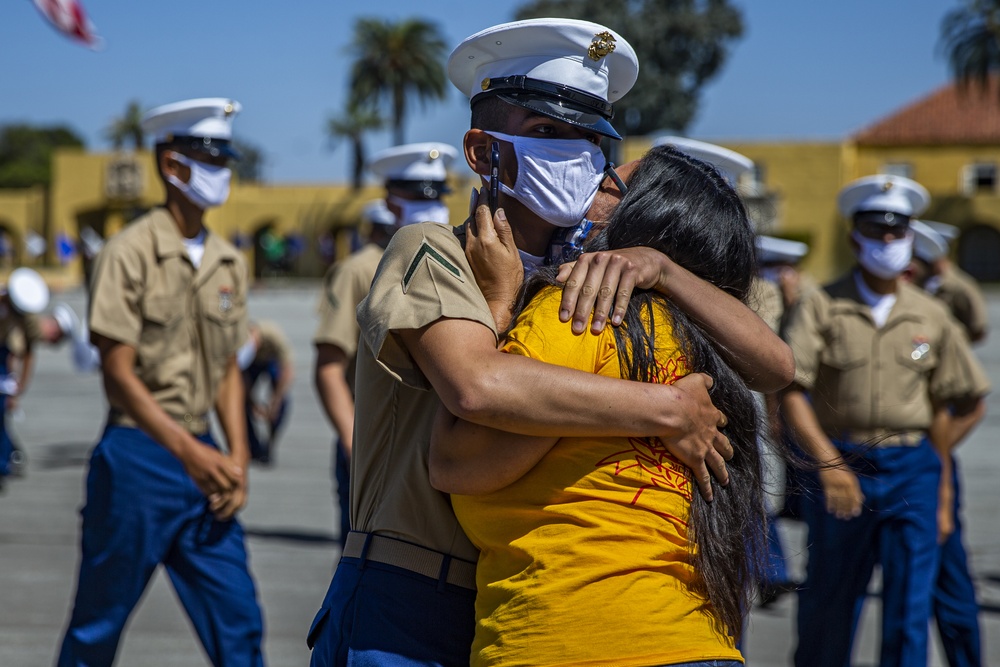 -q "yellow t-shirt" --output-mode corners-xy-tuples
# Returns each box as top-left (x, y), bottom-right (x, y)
(452, 286), (743, 667)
